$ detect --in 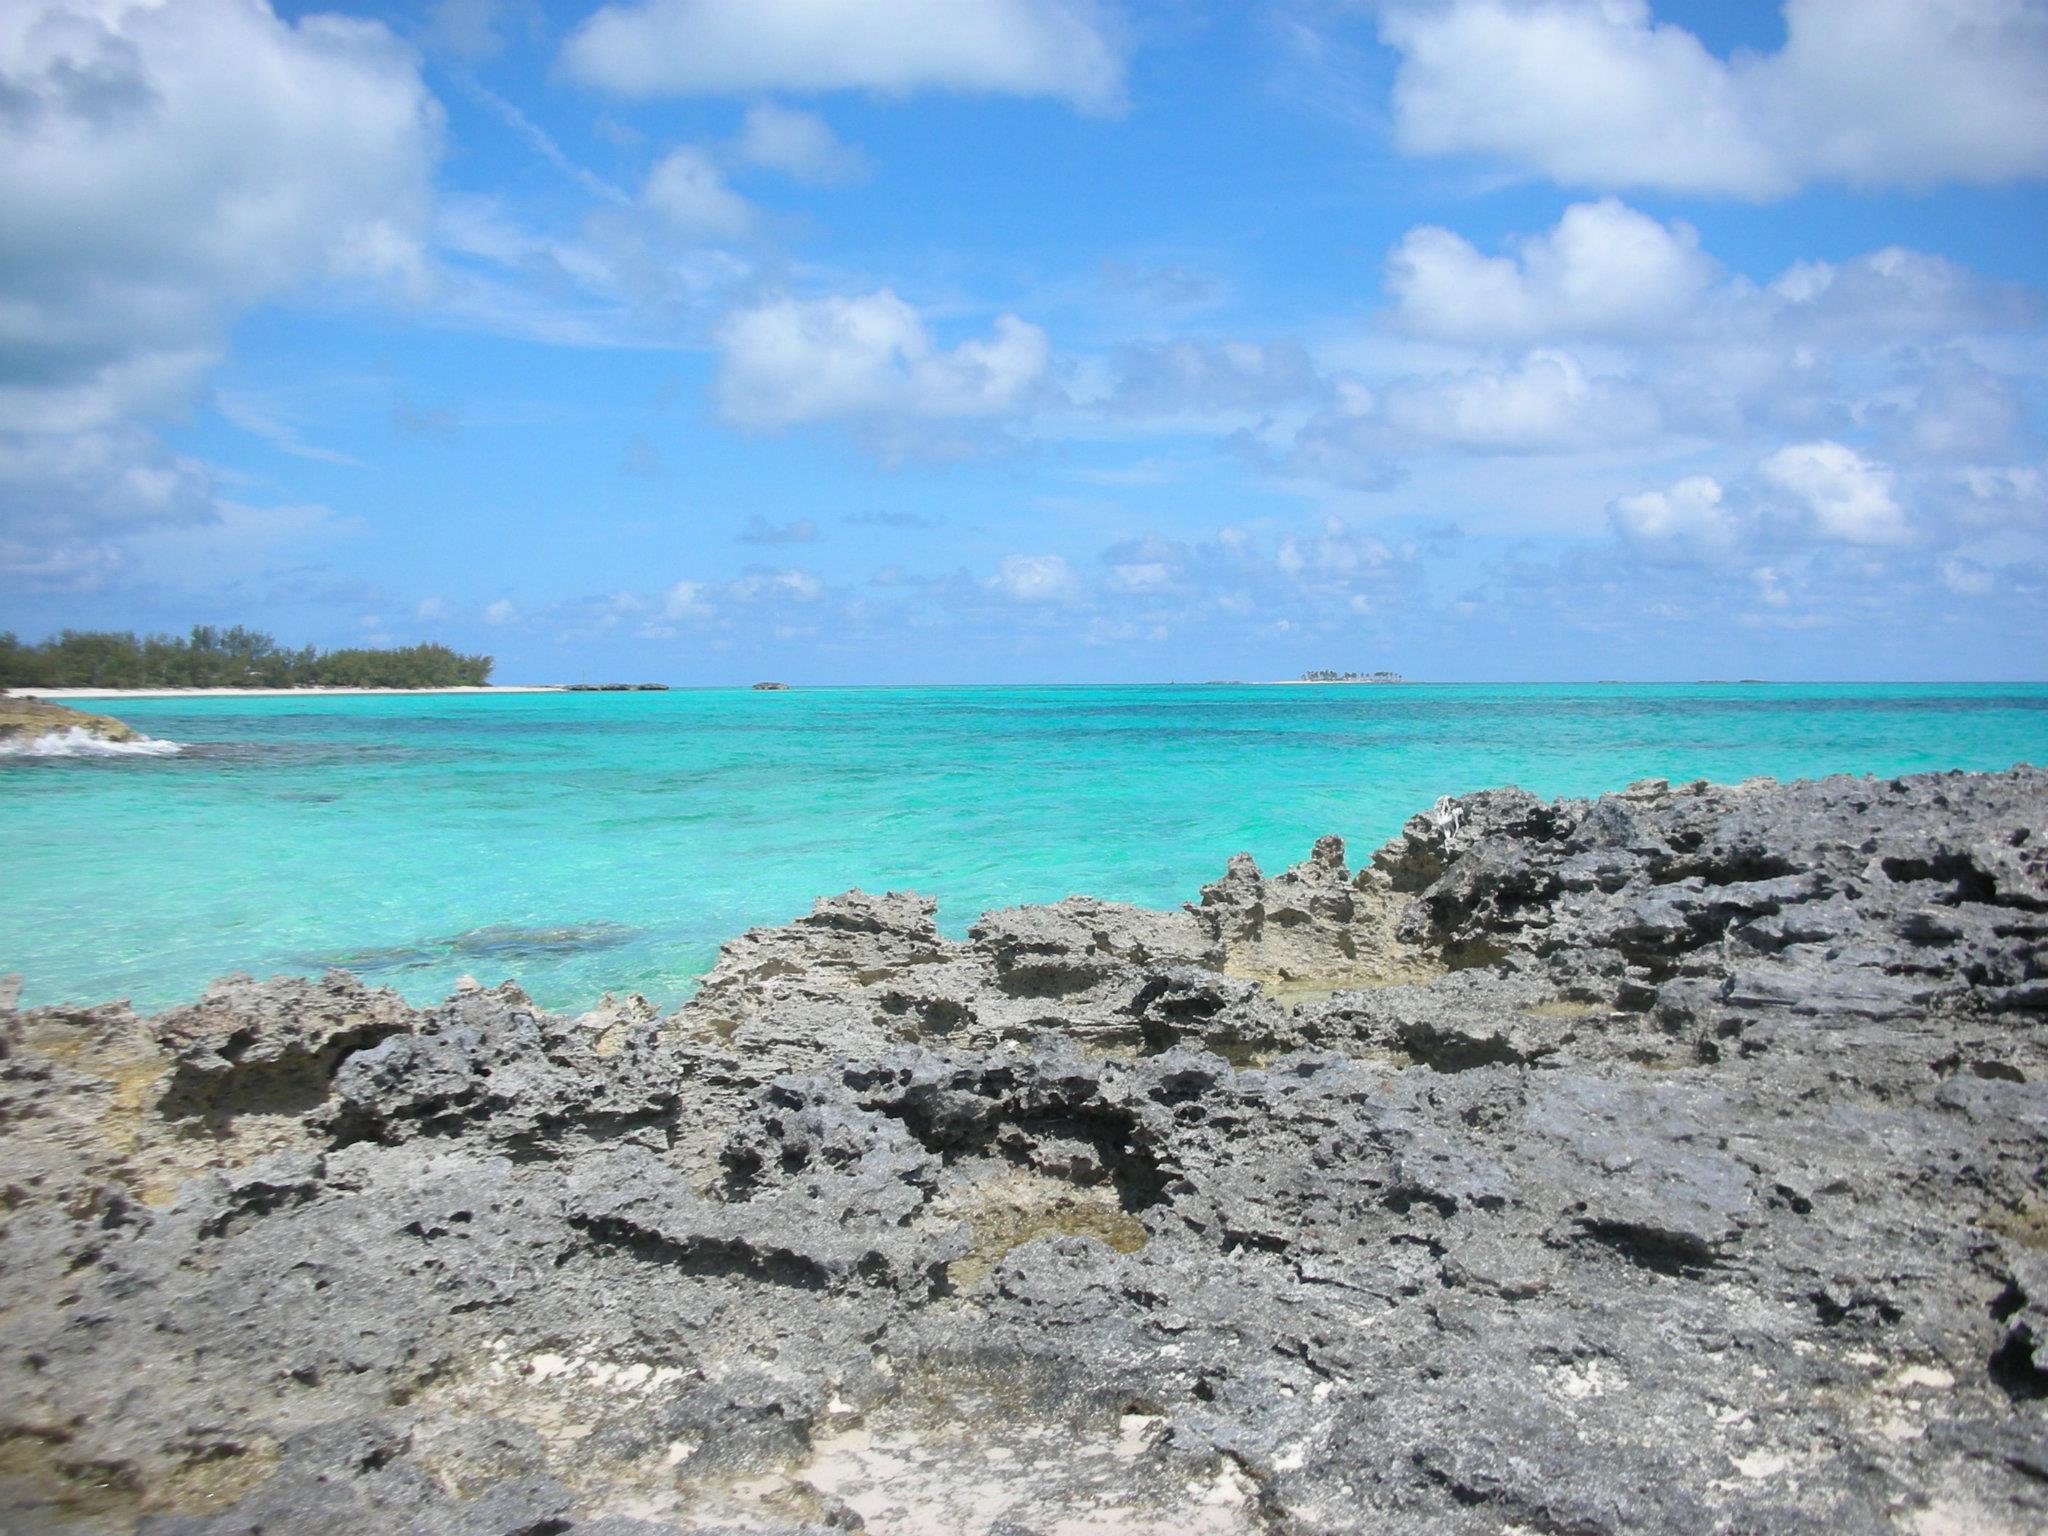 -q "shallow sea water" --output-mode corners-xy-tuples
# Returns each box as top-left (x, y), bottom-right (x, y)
(3, 683), (2044, 1012)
